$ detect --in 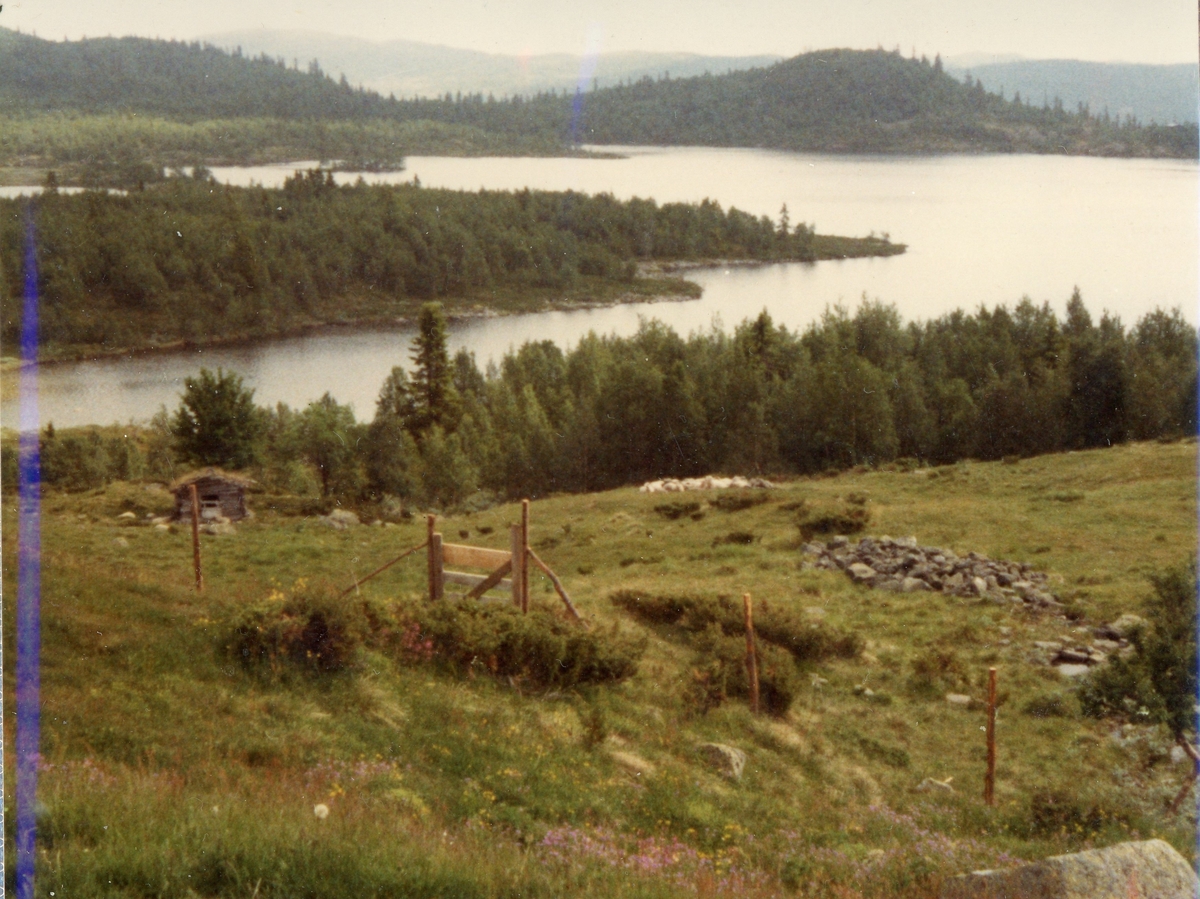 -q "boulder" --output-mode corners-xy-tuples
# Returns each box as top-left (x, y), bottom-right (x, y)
(322, 509), (360, 529)
(938, 839), (1198, 899)
(696, 743), (746, 780)
(1108, 614), (1146, 639)
(847, 563), (877, 584)
(1056, 664), (1091, 678)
